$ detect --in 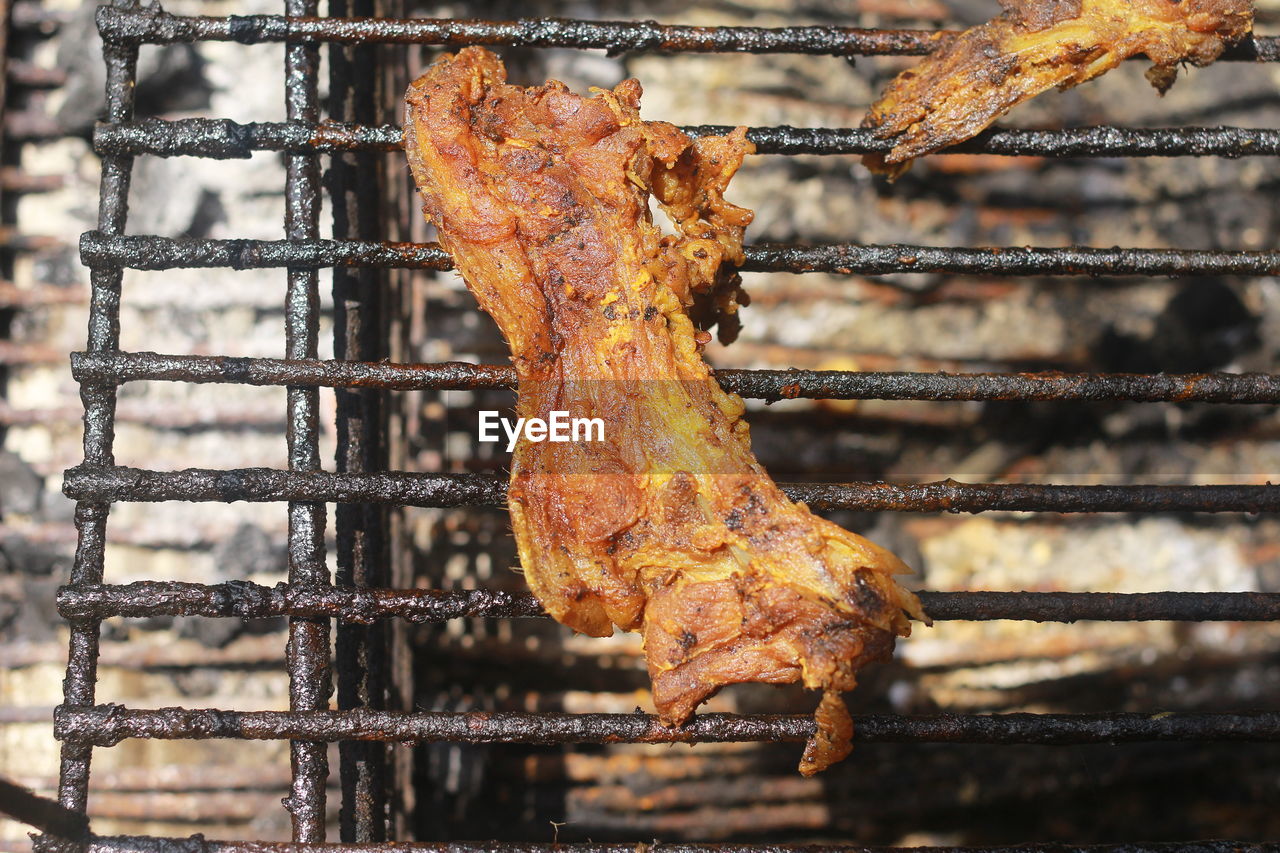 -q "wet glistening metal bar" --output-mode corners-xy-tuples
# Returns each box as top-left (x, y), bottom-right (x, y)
(56, 583), (1280, 623)
(93, 9), (1280, 60)
(60, 465), (1280, 514)
(71, 351), (1280, 403)
(281, 0), (330, 841)
(54, 706), (1280, 748)
(79, 232), (1280, 277)
(93, 118), (1280, 159)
